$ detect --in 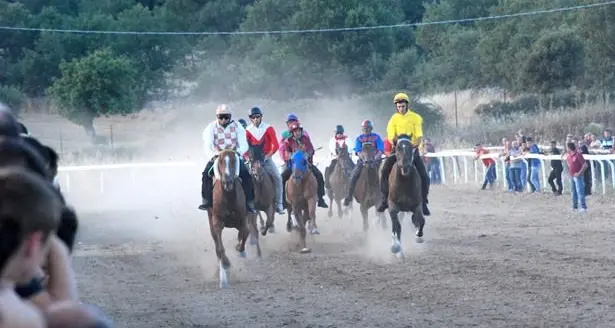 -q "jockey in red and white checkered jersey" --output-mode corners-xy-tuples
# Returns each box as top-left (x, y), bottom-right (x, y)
(199, 104), (255, 213)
